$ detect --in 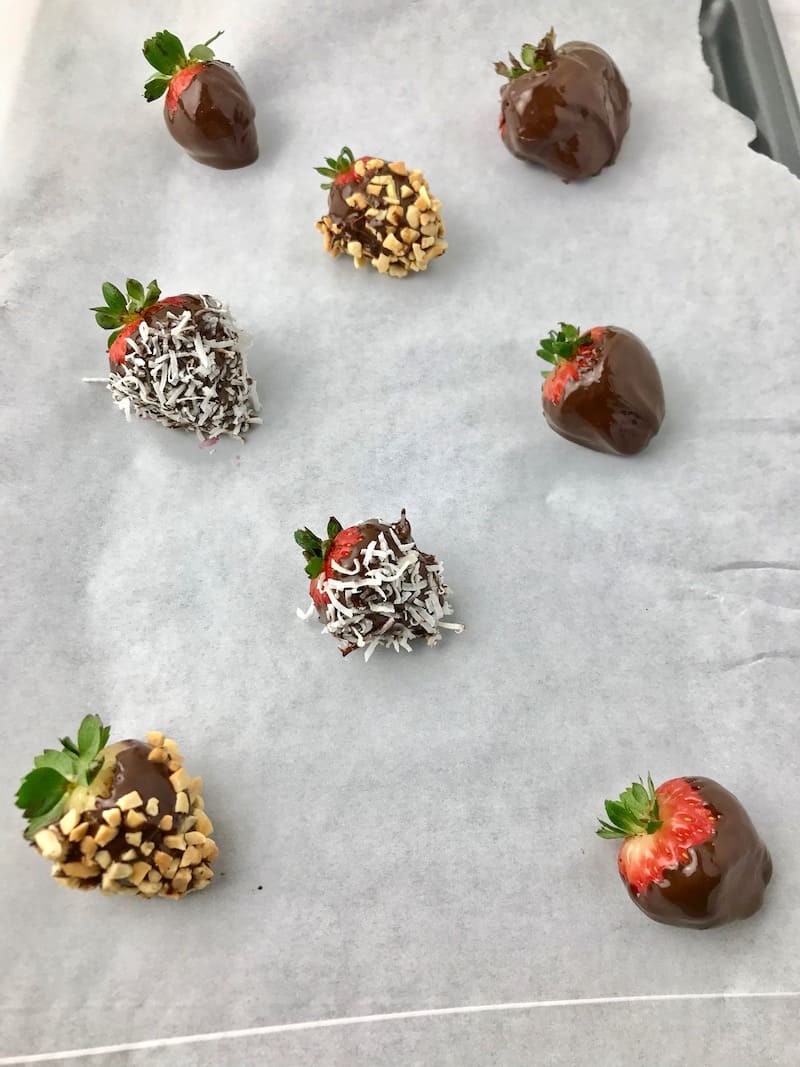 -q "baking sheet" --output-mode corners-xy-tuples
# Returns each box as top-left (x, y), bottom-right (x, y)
(700, 0), (800, 174)
(1, 0), (799, 1063)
